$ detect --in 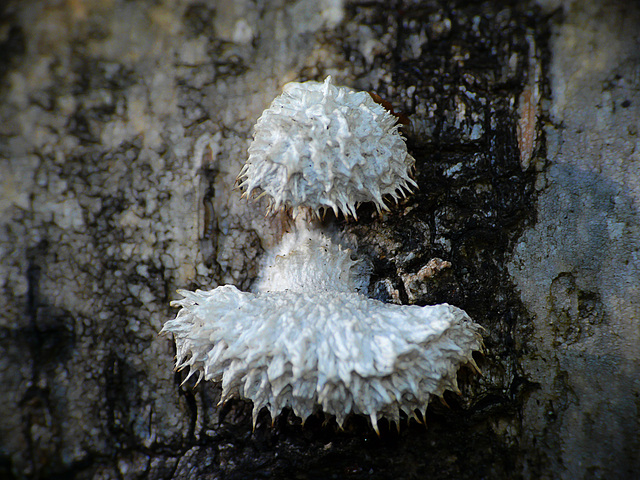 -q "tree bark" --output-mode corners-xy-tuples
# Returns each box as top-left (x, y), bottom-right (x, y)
(1, 0), (638, 478)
